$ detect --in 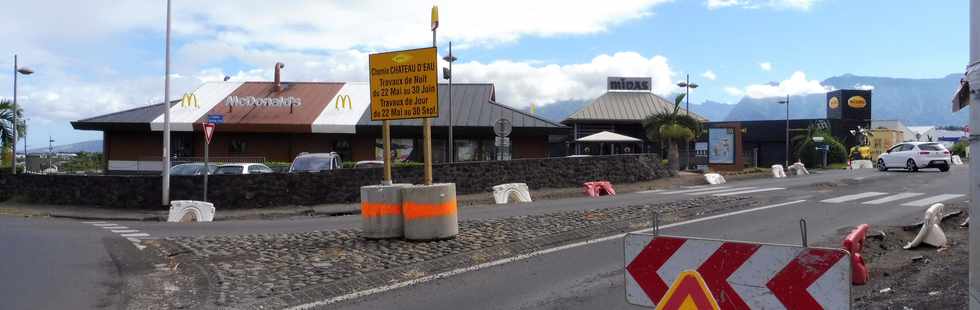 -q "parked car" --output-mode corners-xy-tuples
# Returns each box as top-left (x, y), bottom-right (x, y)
(877, 142), (951, 172)
(289, 152), (343, 173)
(353, 160), (384, 168)
(170, 163), (218, 176)
(213, 163), (275, 175)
